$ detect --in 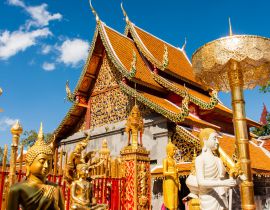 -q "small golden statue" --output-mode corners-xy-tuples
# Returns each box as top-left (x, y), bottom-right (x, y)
(126, 104), (144, 146)
(65, 135), (90, 182)
(71, 163), (94, 210)
(163, 141), (180, 210)
(7, 123), (65, 210)
(67, 138), (107, 210)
